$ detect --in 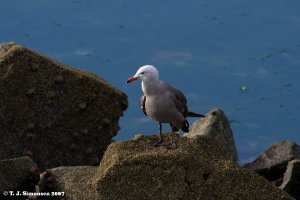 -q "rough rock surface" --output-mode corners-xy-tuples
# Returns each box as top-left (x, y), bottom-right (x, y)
(0, 42), (128, 169)
(184, 108), (238, 162)
(36, 166), (98, 200)
(280, 160), (300, 200)
(92, 133), (292, 200)
(0, 156), (39, 193)
(244, 141), (300, 182)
